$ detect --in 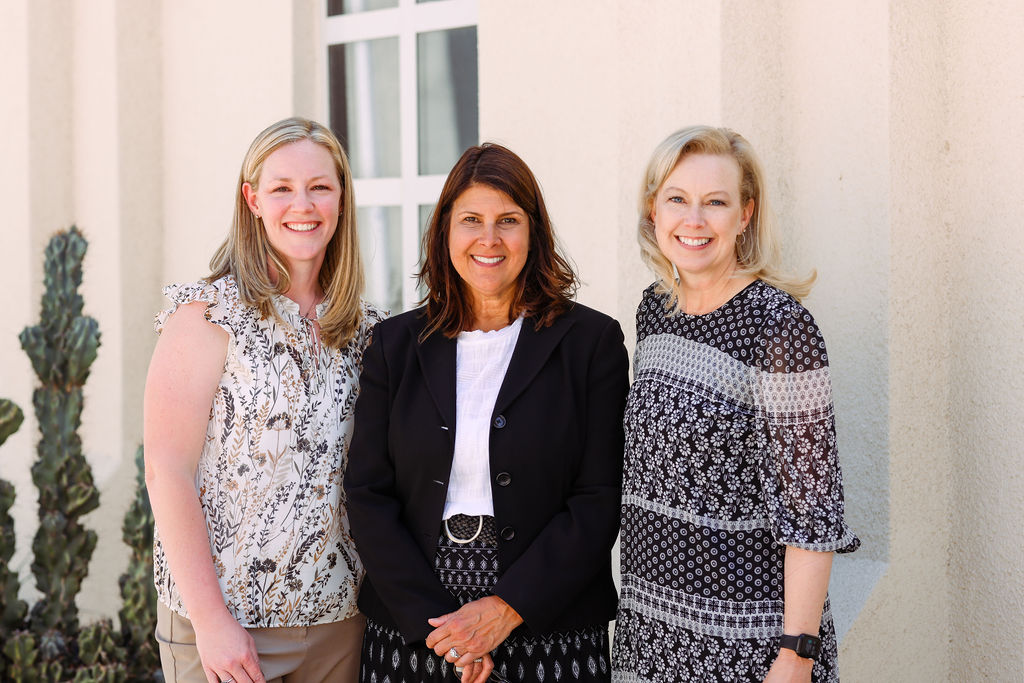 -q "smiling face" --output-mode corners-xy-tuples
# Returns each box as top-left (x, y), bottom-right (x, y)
(447, 183), (530, 315)
(651, 153), (755, 284)
(242, 138), (341, 273)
